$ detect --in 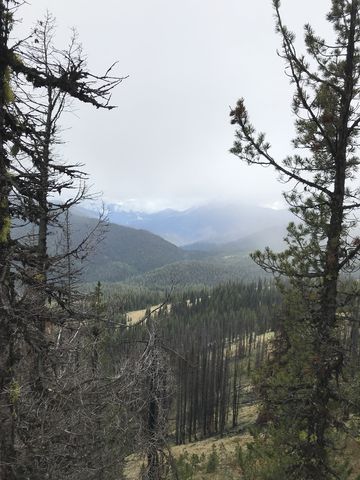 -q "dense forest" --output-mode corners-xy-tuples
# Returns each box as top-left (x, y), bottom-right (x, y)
(1, 1), (360, 480)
